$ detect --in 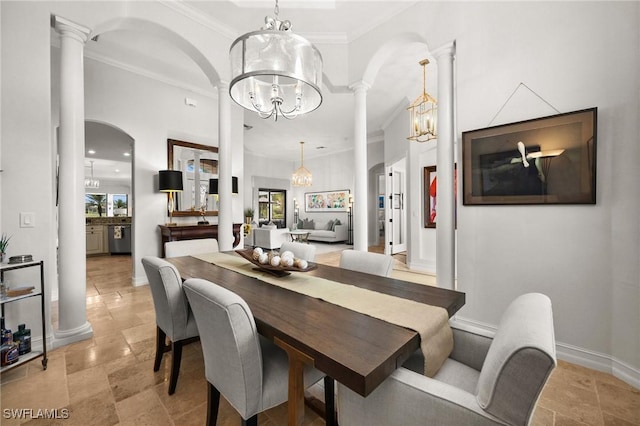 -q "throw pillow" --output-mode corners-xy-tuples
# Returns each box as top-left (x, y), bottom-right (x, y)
(303, 219), (315, 230)
(297, 219), (303, 229)
(325, 220), (333, 230)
